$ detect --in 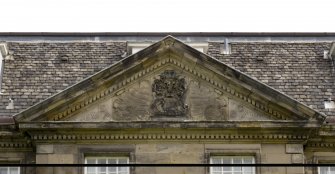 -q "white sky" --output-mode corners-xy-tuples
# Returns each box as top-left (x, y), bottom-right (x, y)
(1, 0), (335, 32)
